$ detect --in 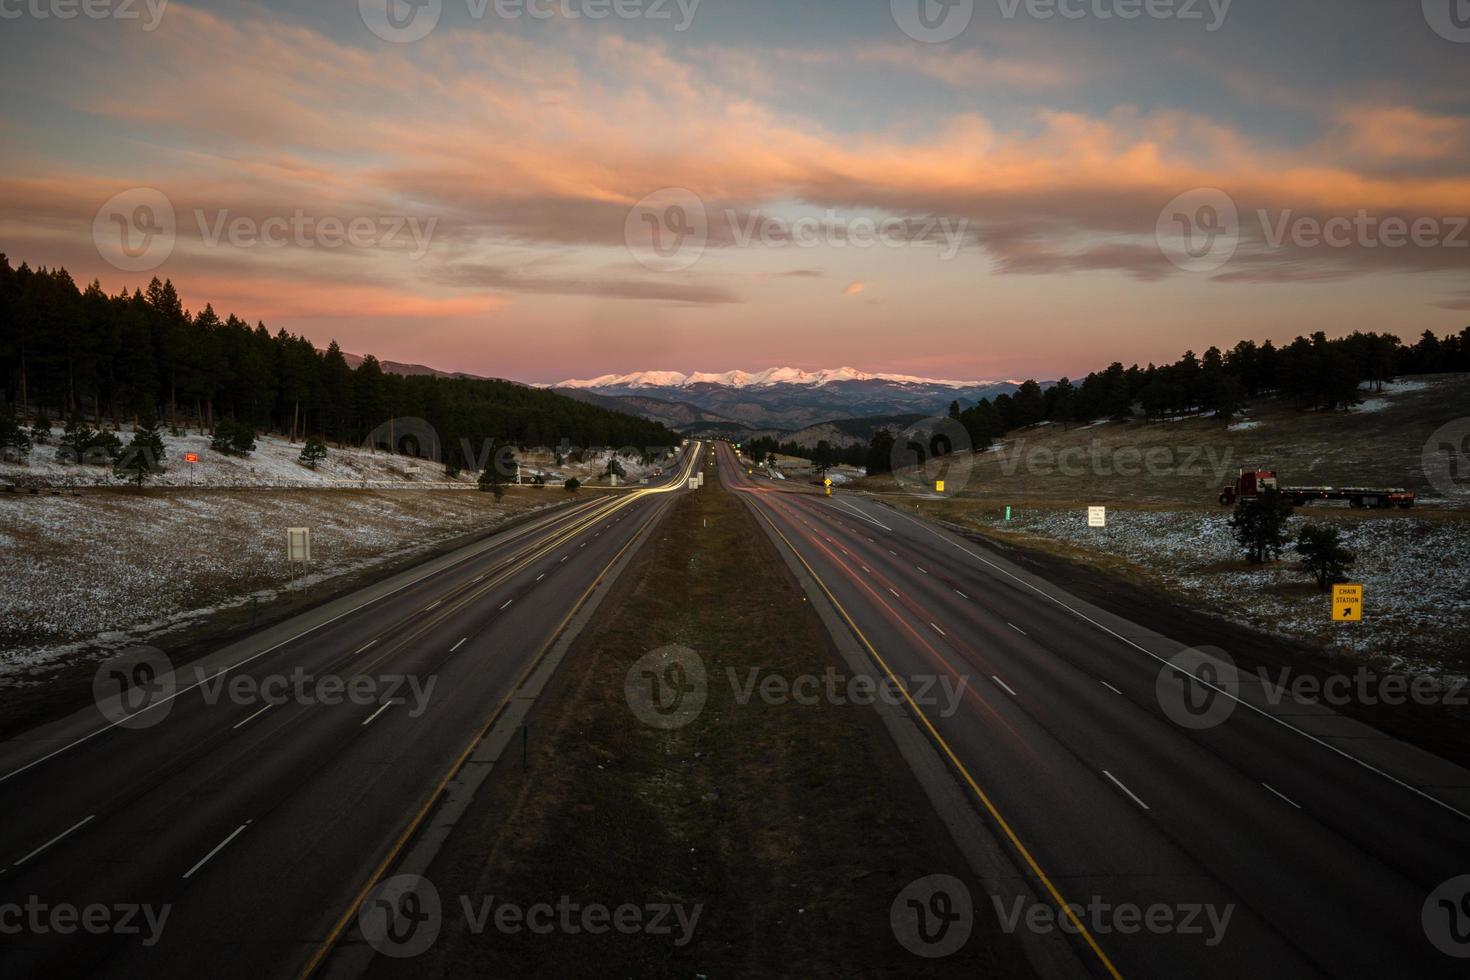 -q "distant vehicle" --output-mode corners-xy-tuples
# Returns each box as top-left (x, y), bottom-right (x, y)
(1218, 469), (1415, 509)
